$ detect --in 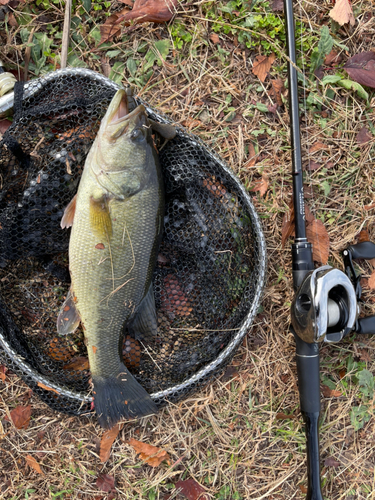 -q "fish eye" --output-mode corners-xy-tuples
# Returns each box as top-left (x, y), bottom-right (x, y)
(130, 128), (145, 142)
